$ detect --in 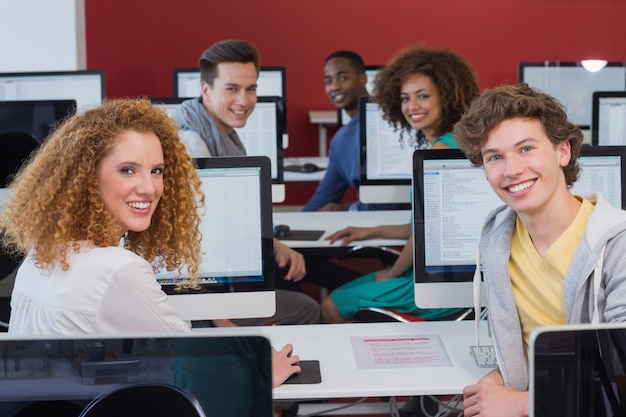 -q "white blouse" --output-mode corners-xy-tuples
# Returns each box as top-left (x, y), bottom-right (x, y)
(9, 243), (191, 335)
